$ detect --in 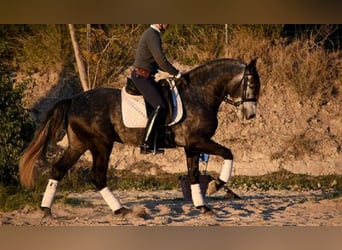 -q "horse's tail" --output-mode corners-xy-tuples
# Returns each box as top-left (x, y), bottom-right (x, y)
(19, 99), (71, 189)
